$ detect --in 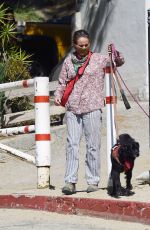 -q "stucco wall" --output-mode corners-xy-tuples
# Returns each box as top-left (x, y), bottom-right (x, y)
(79, 0), (149, 99)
